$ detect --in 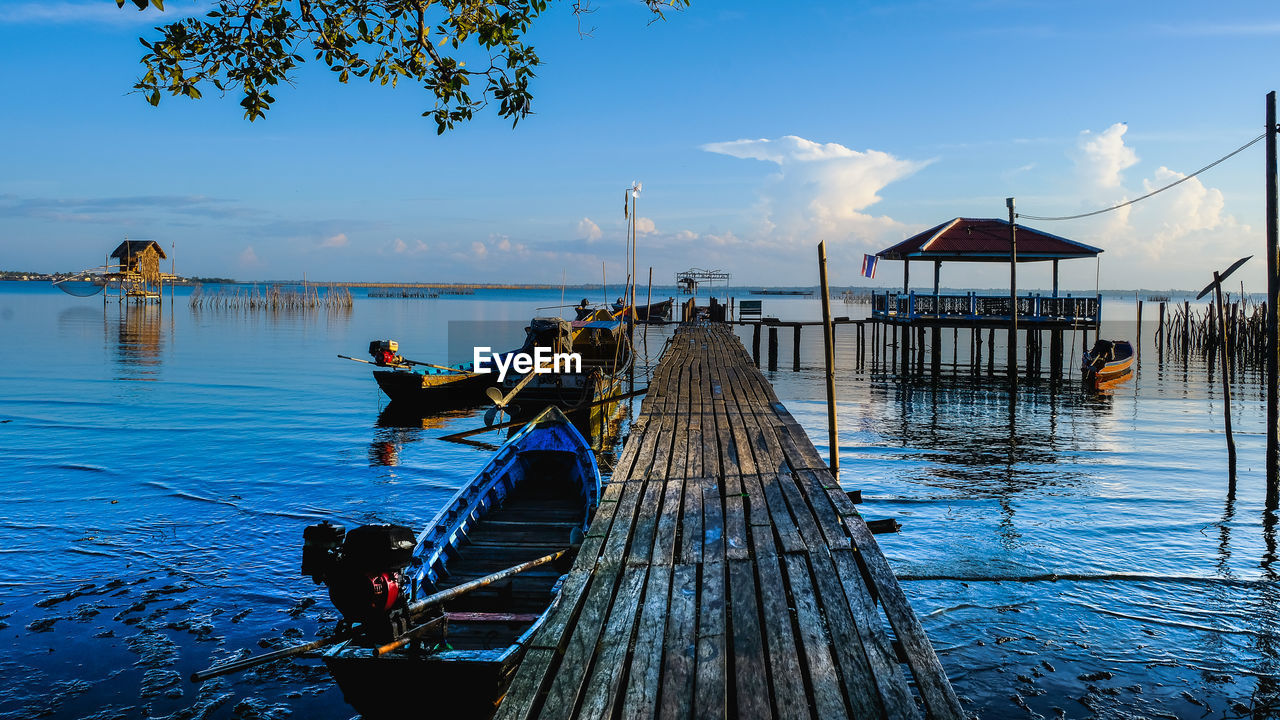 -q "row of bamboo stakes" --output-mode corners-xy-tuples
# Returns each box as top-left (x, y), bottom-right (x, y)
(1153, 296), (1269, 369)
(188, 284), (354, 311)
